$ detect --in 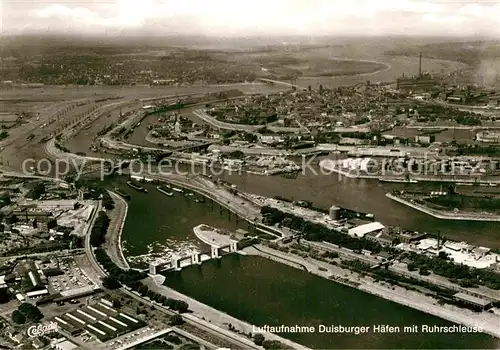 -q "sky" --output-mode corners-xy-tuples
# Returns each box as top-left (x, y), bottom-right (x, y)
(0, 0), (499, 37)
